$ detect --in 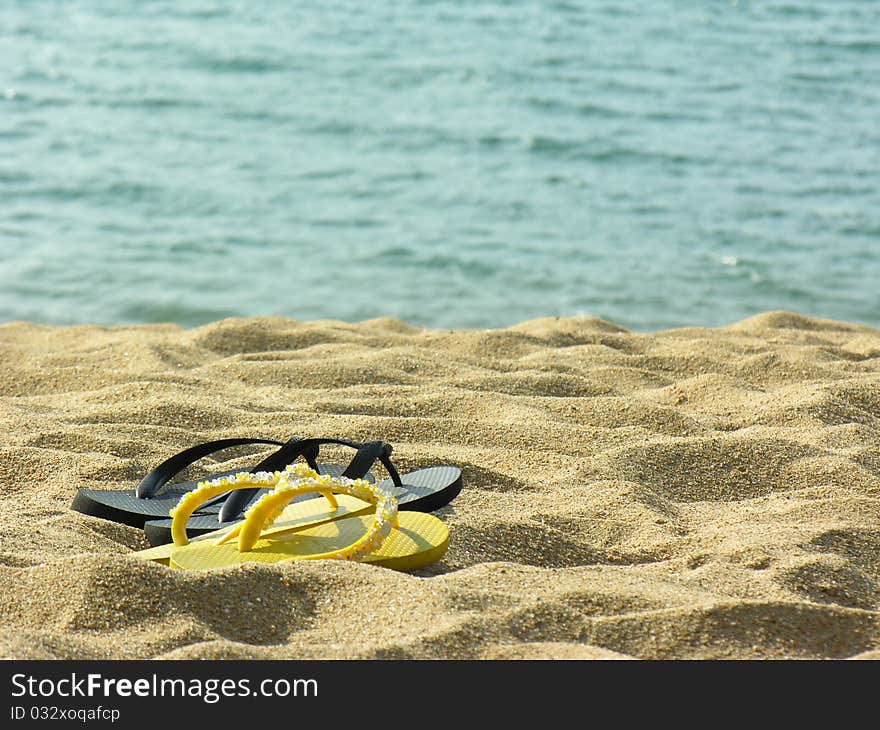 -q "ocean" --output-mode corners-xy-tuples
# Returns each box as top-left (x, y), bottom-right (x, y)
(2, 0), (878, 331)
